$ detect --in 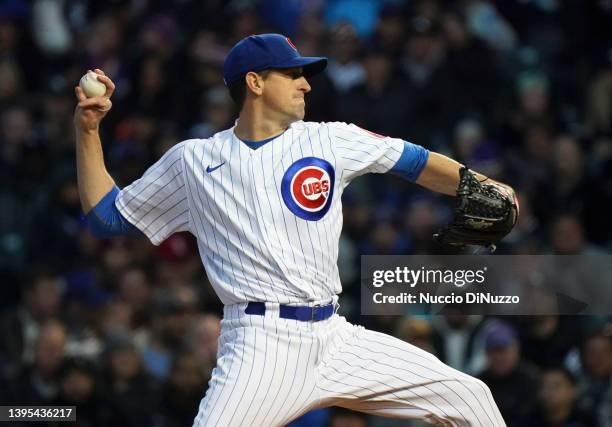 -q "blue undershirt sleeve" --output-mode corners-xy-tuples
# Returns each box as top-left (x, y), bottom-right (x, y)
(389, 141), (430, 182)
(86, 186), (142, 238)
